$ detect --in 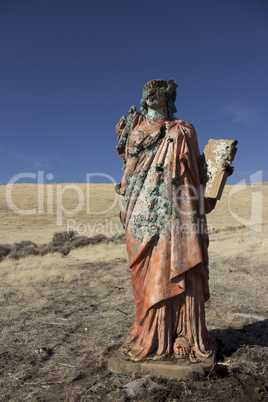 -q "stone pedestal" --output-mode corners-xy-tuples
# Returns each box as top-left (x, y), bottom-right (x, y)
(108, 343), (216, 380)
